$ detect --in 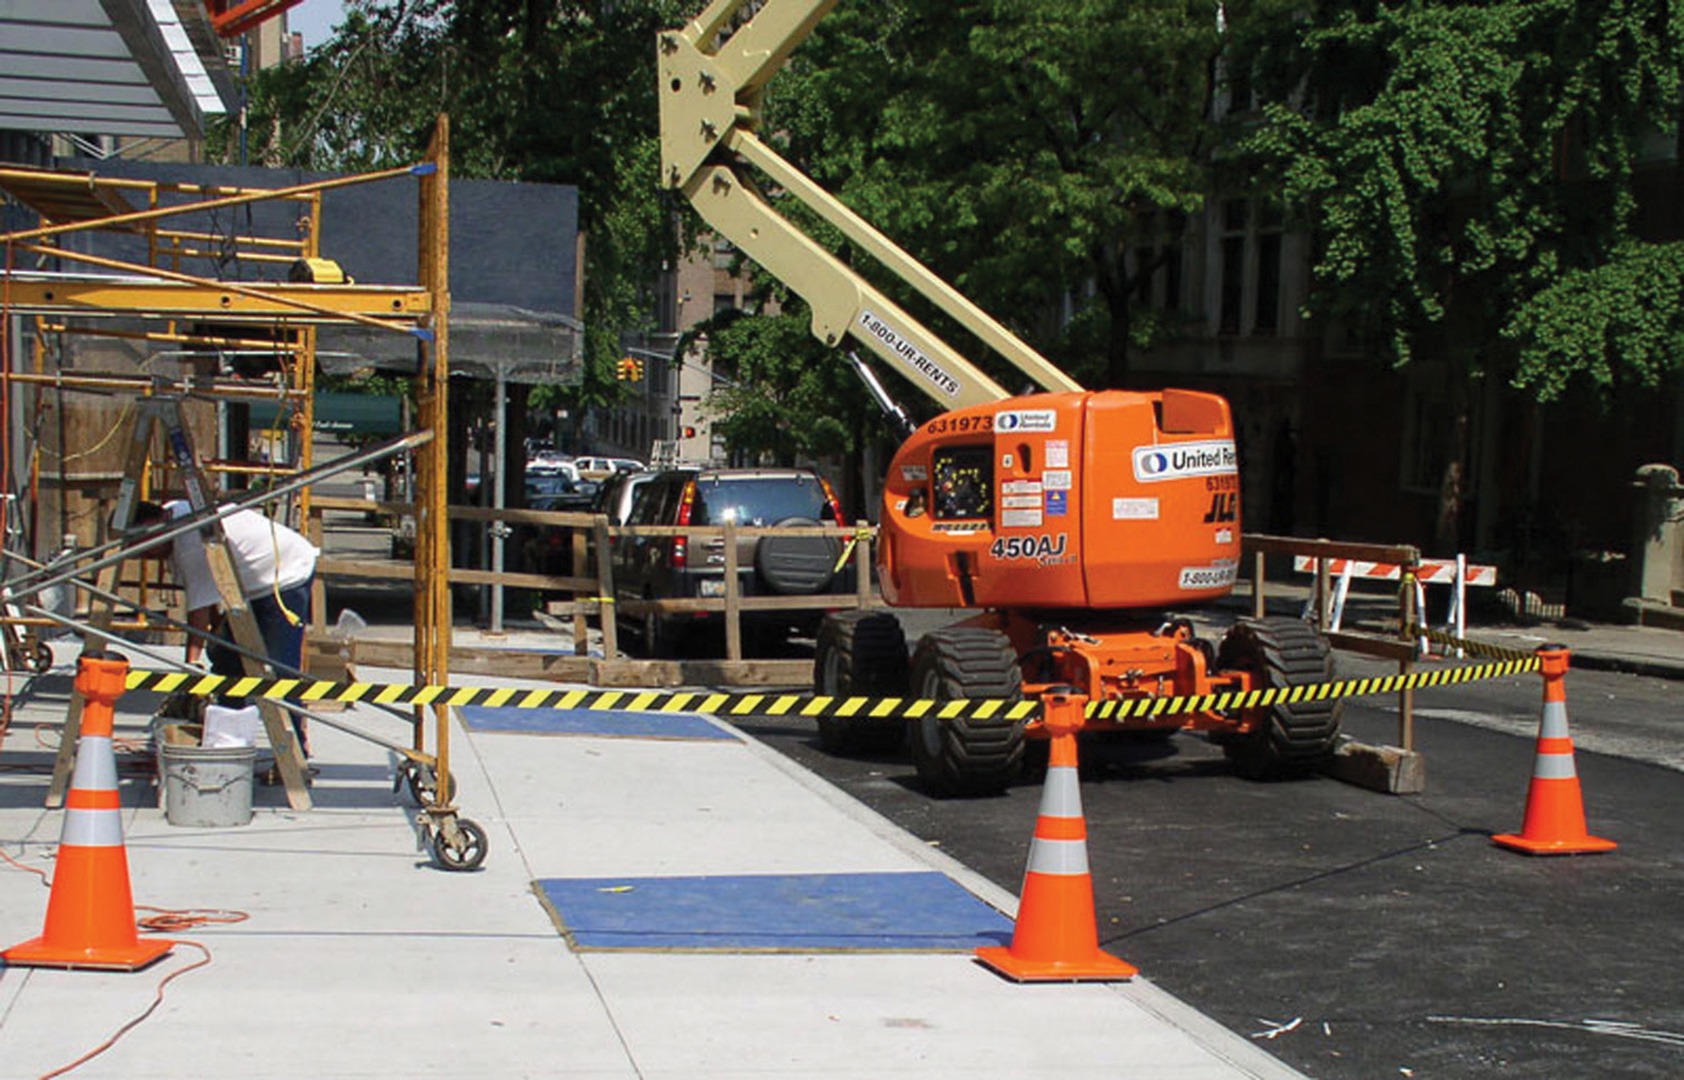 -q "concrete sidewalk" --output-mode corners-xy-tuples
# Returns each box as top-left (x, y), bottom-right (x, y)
(1, 657), (1304, 1080)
